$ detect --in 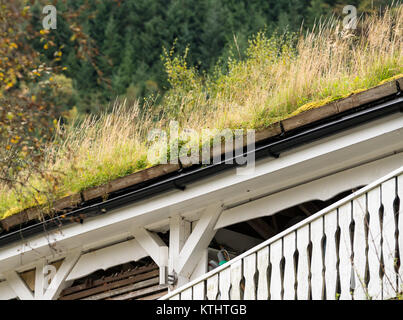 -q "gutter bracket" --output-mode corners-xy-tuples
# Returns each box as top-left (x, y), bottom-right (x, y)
(173, 181), (186, 191)
(397, 81), (403, 112)
(397, 80), (402, 97)
(279, 121), (286, 136)
(268, 149), (280, 159)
